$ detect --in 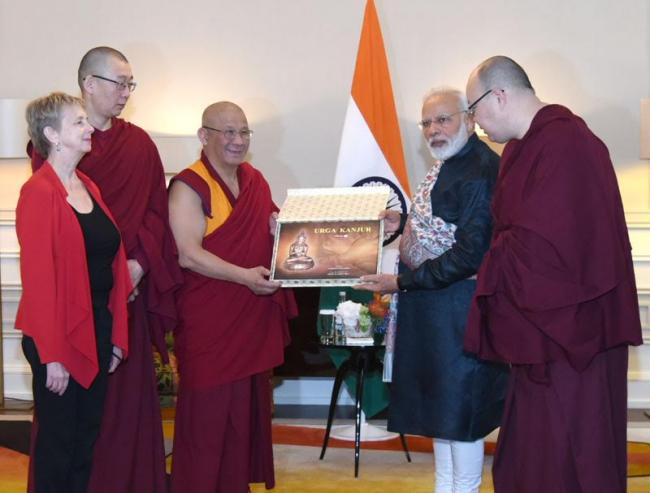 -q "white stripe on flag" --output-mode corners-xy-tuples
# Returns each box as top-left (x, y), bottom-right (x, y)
(334, 97), (402, 190)
(334, 97), (407, 273)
